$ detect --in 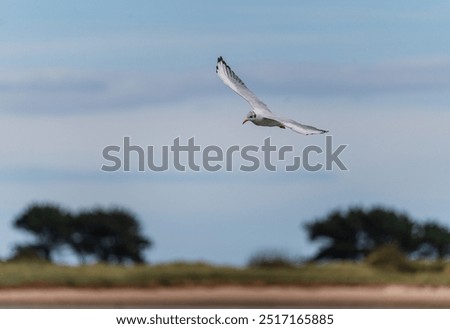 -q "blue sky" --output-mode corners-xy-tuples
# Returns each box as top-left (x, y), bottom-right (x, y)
(1, 1), (450, 265)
